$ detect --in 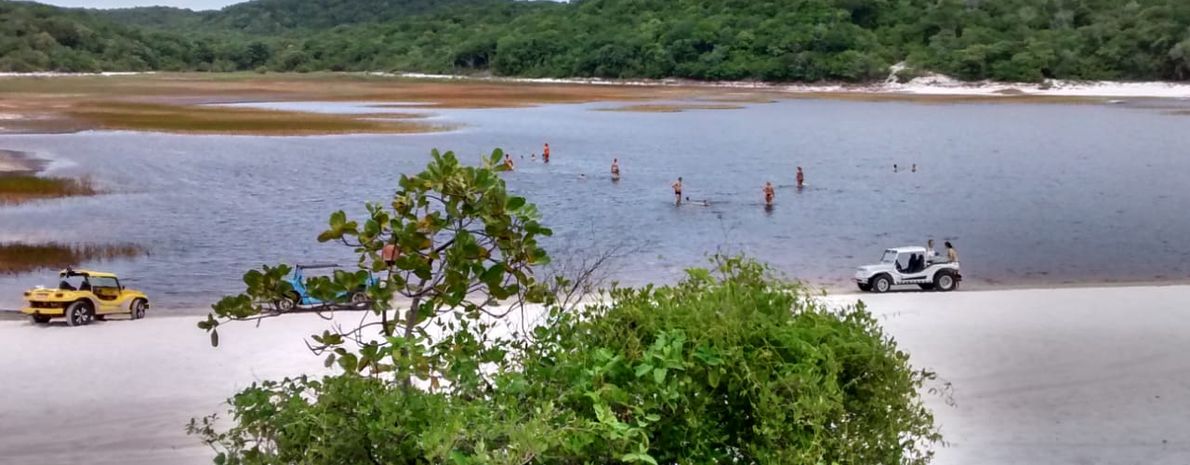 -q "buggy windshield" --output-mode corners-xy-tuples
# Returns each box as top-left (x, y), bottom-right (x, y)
(881, 250), (899, 263)
(59, 275), (86, 291)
